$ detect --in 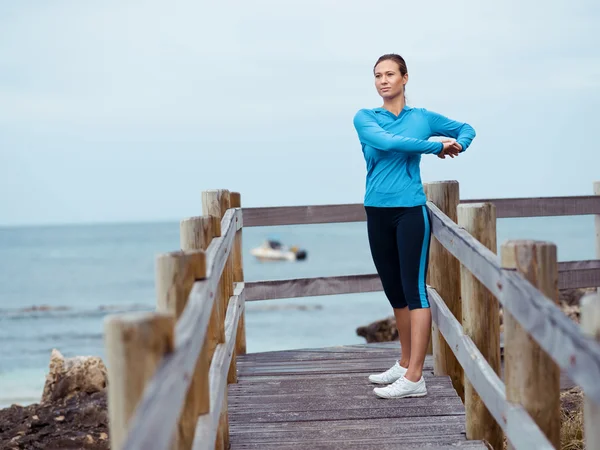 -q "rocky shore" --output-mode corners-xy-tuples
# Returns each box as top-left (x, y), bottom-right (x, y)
(0, 288), (593, 449)
(0, 350), (109, 450)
